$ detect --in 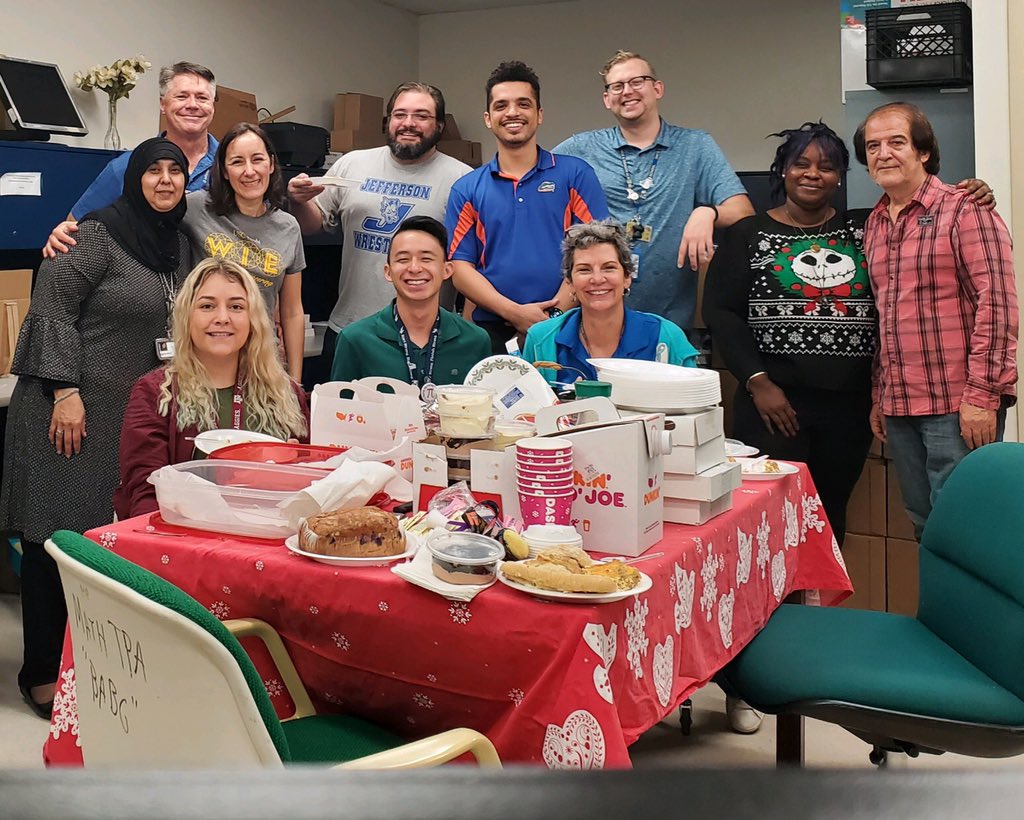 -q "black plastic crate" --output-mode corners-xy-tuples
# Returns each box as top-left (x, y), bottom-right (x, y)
(866, 2), (972, 89)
